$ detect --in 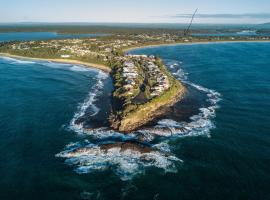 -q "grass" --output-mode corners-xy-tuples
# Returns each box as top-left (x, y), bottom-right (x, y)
(118, 58), (185, 131)
(109, 52), (186, 132)
(119, 76), (185, 132)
